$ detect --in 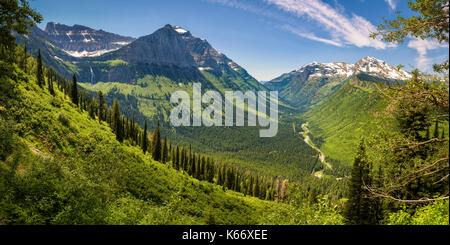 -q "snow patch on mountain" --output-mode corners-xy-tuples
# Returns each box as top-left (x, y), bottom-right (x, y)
(63, 48), (120, 58)
(173, 26), (188, 34)
(289, 56), (411, 81)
